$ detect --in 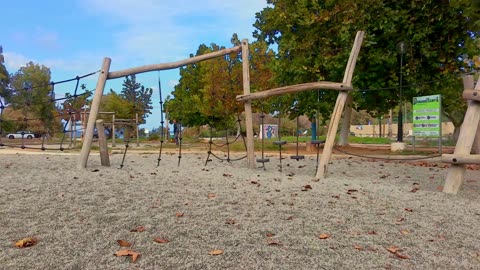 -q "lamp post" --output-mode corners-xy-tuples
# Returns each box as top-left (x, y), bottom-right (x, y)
(397, 41), (405, 142)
